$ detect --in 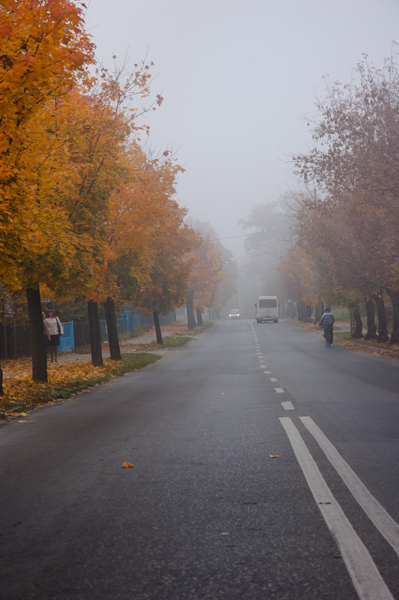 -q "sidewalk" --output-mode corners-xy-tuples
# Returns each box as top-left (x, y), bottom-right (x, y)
(57, 323), (193, 364)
